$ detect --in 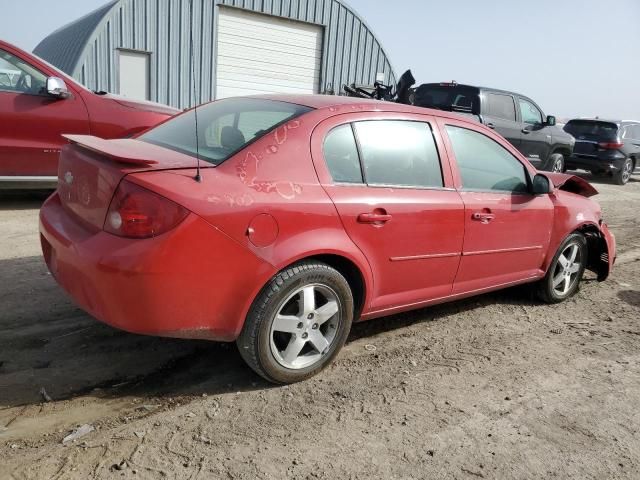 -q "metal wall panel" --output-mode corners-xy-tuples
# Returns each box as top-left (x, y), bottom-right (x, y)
(35, 0), (396, 109)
